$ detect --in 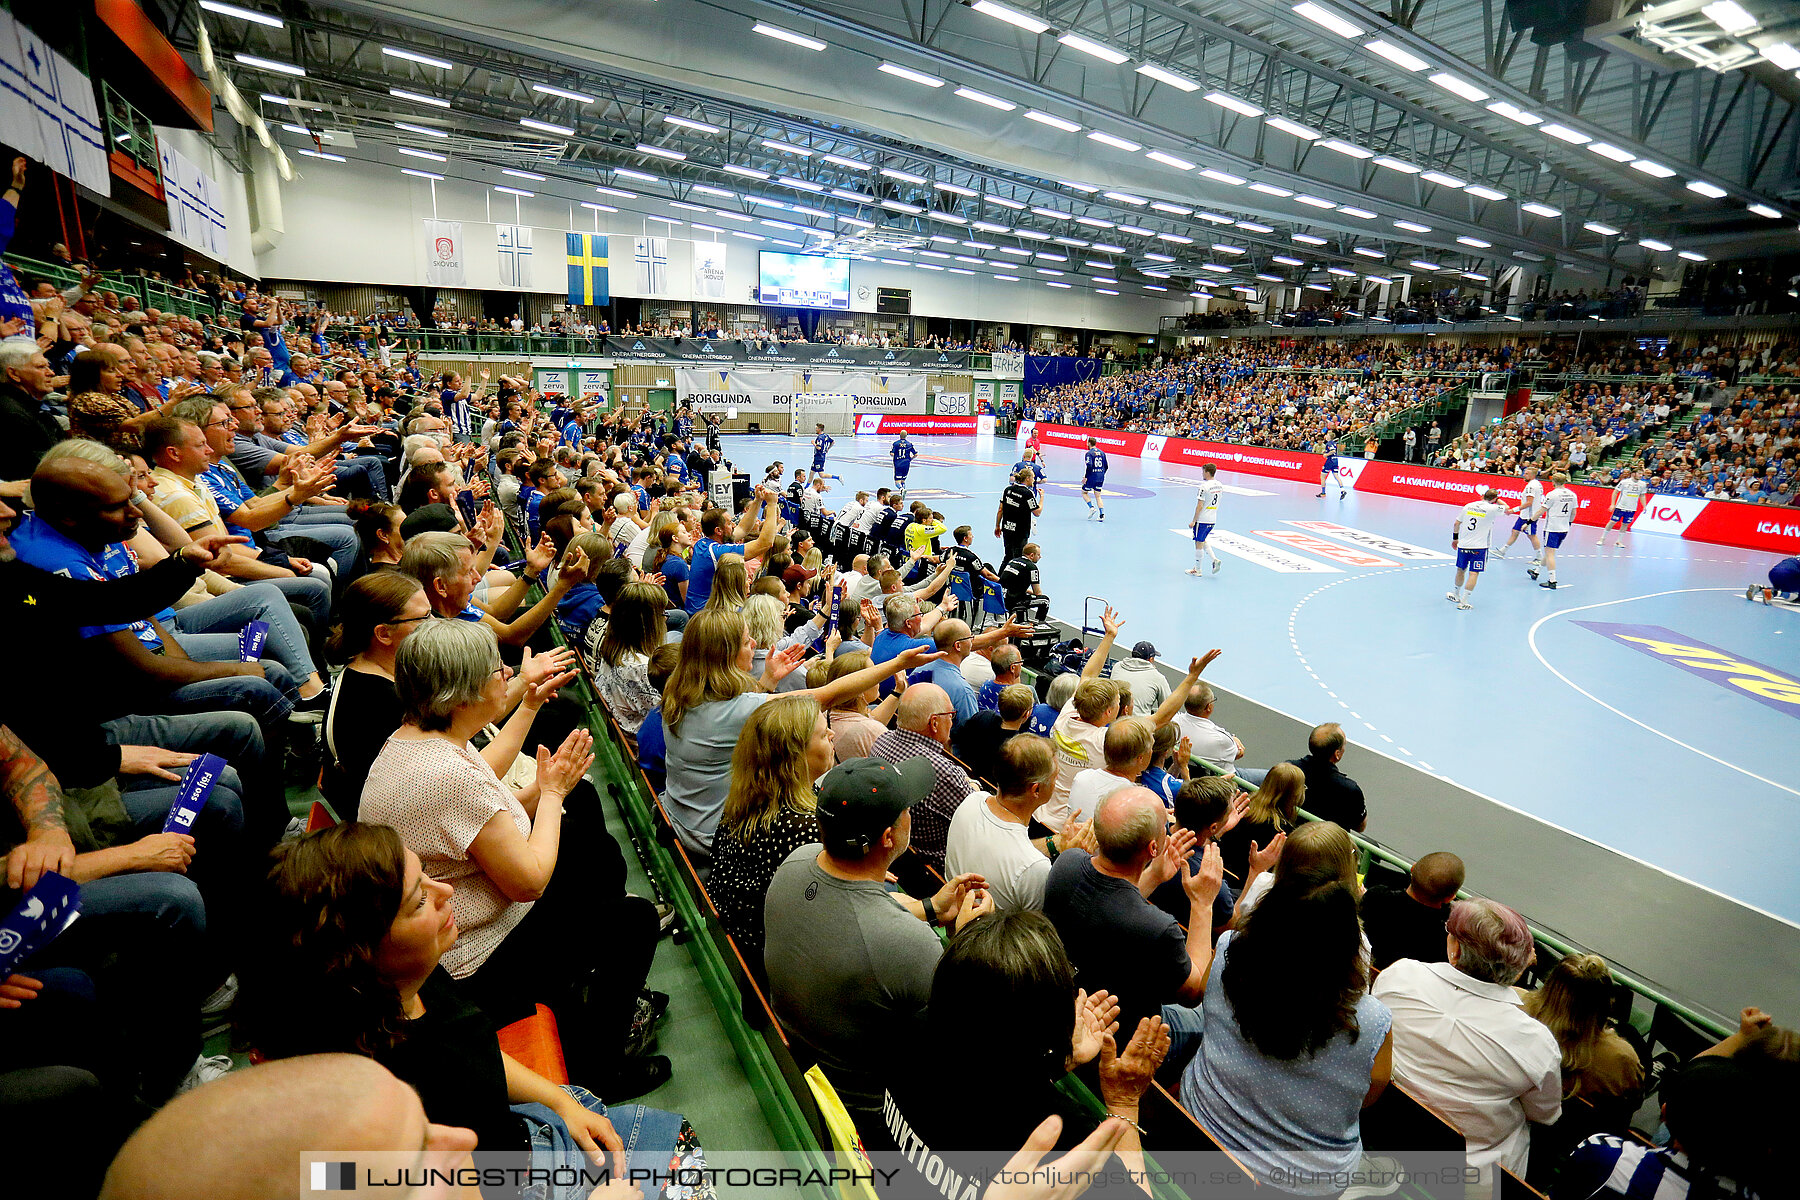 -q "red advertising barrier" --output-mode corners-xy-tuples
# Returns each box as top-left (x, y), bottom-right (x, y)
(1159, 436), (1323, 484)
(860, 414), (978, 435)
(1021, 420), (1800, 555)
